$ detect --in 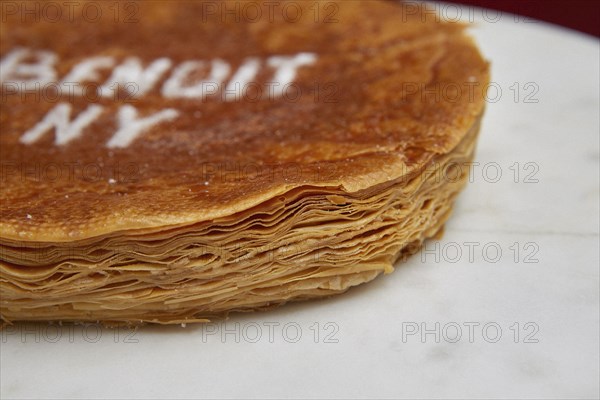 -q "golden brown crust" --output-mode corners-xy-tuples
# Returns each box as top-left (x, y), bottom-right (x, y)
(0, 0), (489, 242)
